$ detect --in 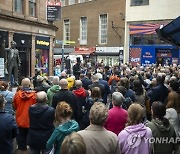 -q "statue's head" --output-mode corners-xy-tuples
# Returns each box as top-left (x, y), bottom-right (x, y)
(11, 41), (17, 48)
